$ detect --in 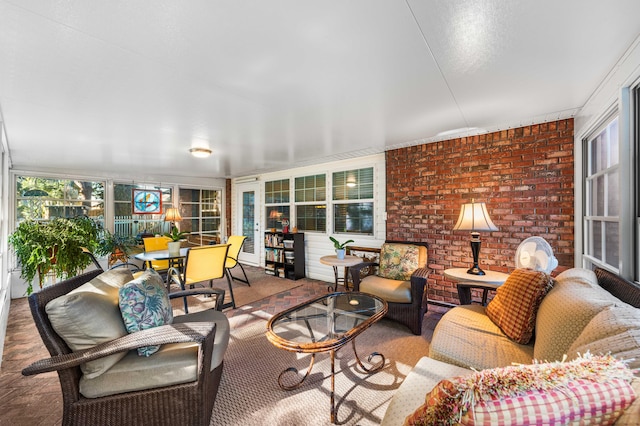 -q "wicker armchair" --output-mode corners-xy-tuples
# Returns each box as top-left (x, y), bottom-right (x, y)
(350, 242), (429, 335)
(22, 268), (229, 426)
